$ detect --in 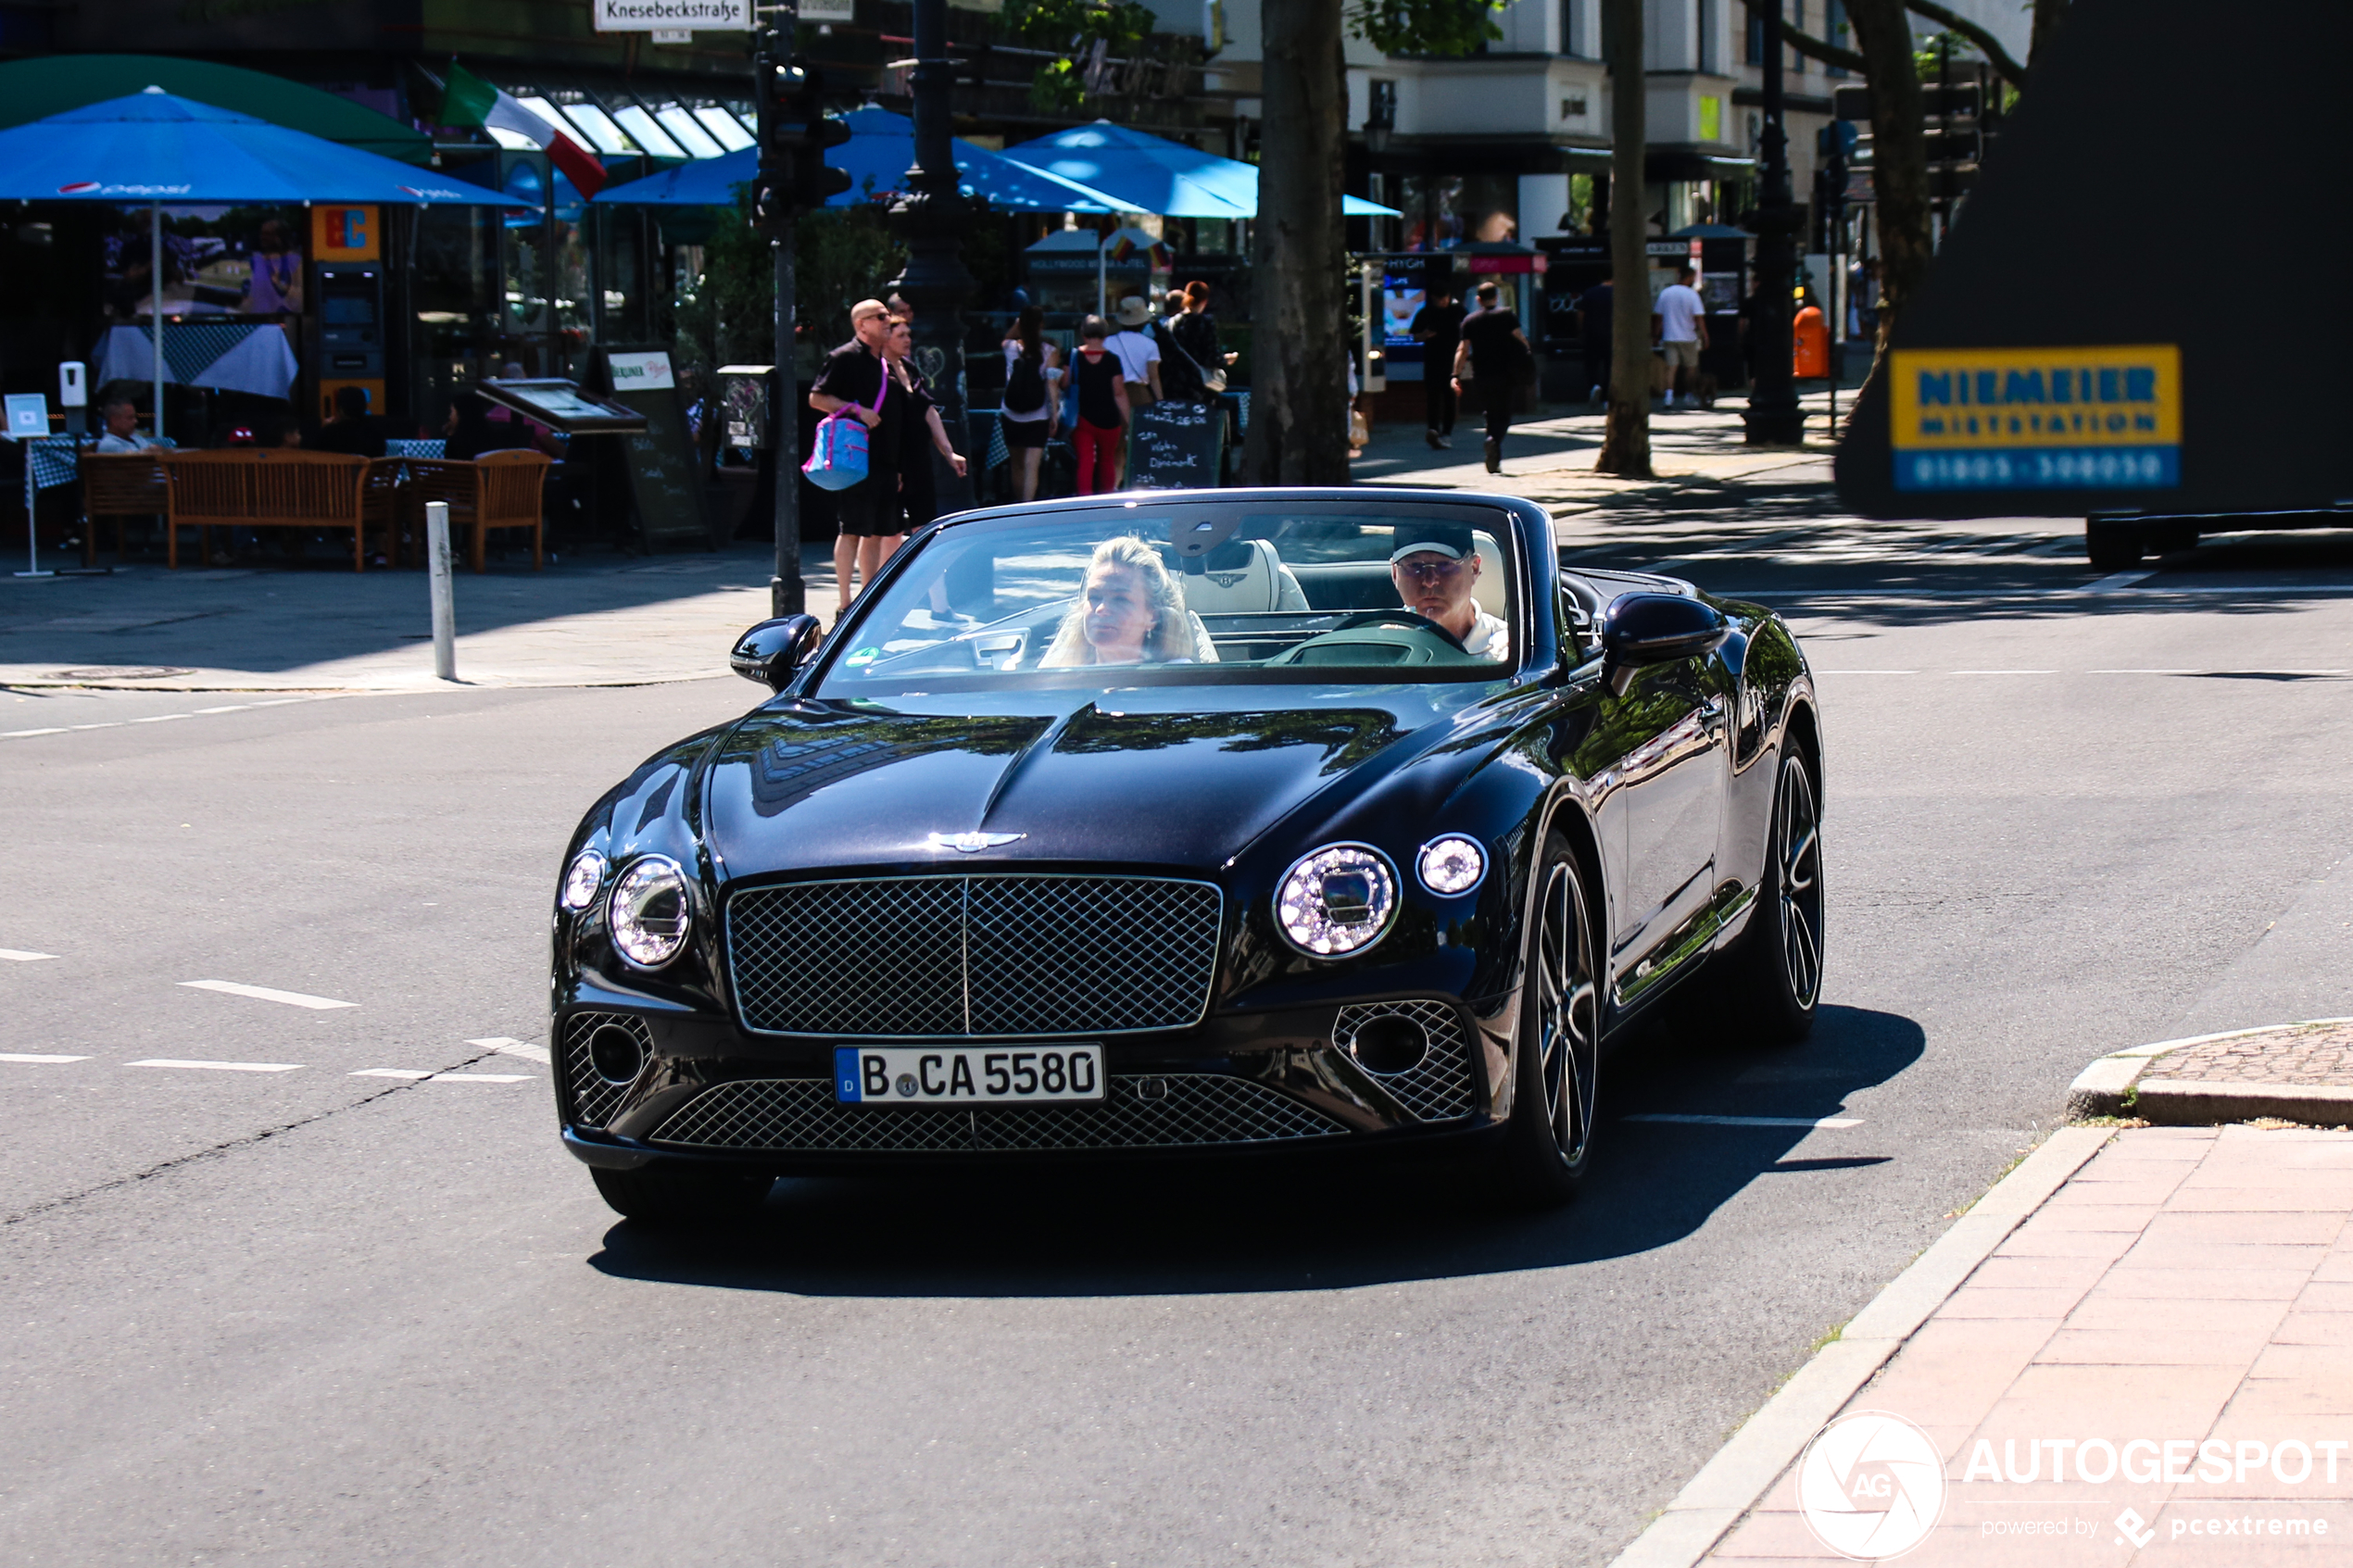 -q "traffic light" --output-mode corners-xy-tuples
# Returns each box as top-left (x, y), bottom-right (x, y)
(754, 52), (851, 227)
